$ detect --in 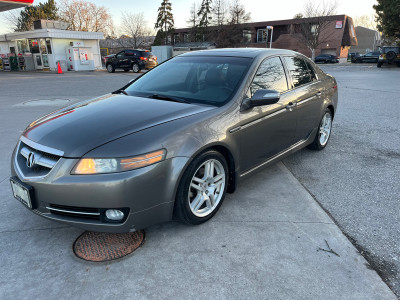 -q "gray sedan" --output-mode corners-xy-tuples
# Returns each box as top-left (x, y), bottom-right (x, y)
(10, 48), (338, 232)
